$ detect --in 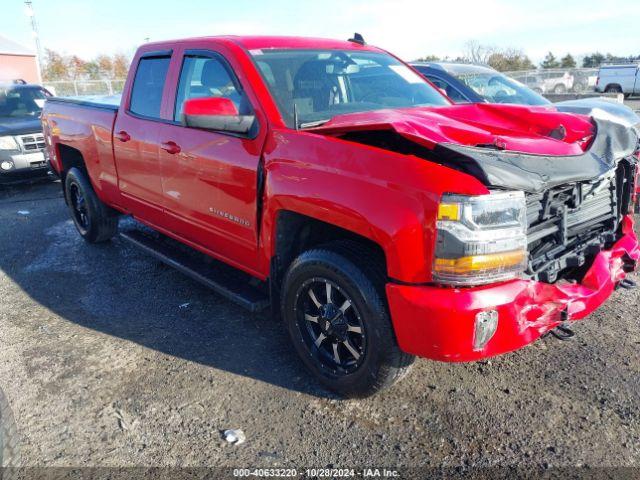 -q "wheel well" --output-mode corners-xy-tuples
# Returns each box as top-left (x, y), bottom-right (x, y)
(55, 144), (86, 203)
(604, 83), (622, 92)
(57, 144), (86, 179)
(271, 210), (387, 286)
